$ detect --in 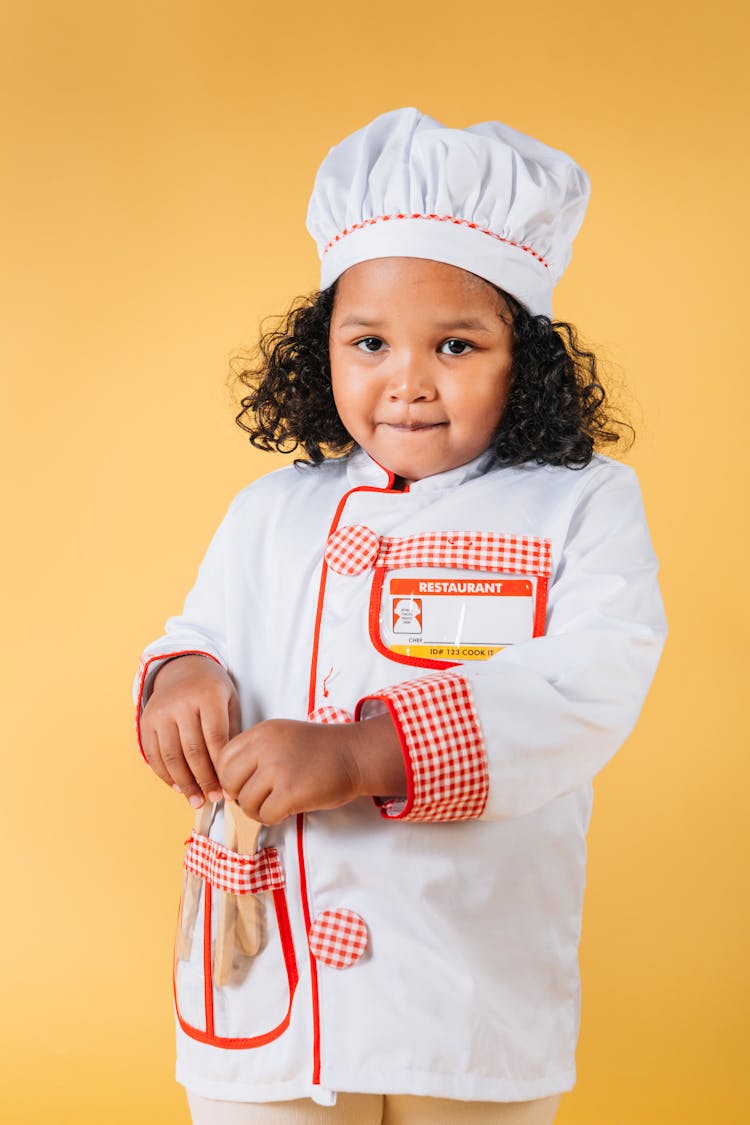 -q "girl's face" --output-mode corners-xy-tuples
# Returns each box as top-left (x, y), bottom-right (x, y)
(329, 257), (513, 484)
